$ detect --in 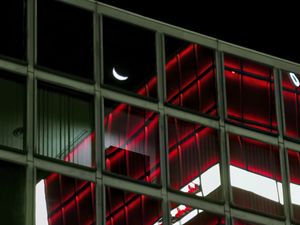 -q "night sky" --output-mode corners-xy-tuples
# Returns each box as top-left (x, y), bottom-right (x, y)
(98, 1), (300, 64)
